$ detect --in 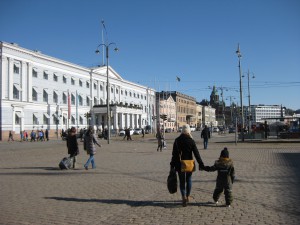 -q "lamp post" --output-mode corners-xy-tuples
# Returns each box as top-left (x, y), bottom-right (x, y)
(226, 96), (236, 125)
(95, 43), (118, 144)
(243, 70), (255, 133)
(236, 43), (244, 141)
